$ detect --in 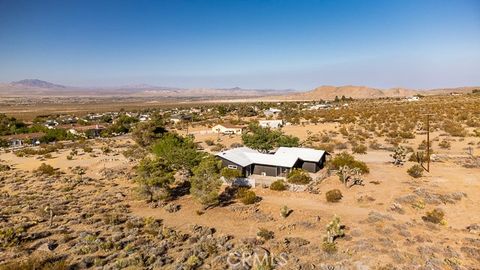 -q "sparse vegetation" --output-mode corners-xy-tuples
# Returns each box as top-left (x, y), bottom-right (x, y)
(326, 189), (343, 202)
(270, 179), (287, 191)
(329, 152), (369, 174)
(287, 168), (312, 185)
(422, 208), (446, 224)
(407, 164), (423, 178)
